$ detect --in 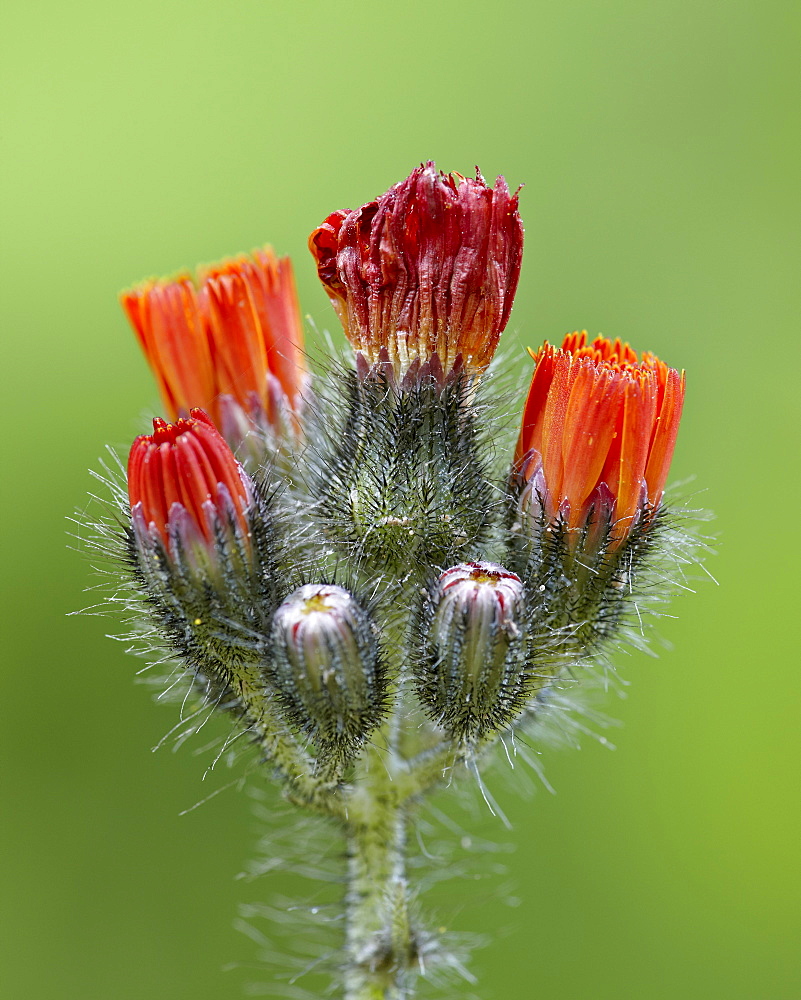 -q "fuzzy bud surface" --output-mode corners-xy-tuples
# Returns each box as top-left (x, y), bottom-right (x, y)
(309, 162), (523, 386)
(416, 562), (527, 741)
(270, 584), (385, 759)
